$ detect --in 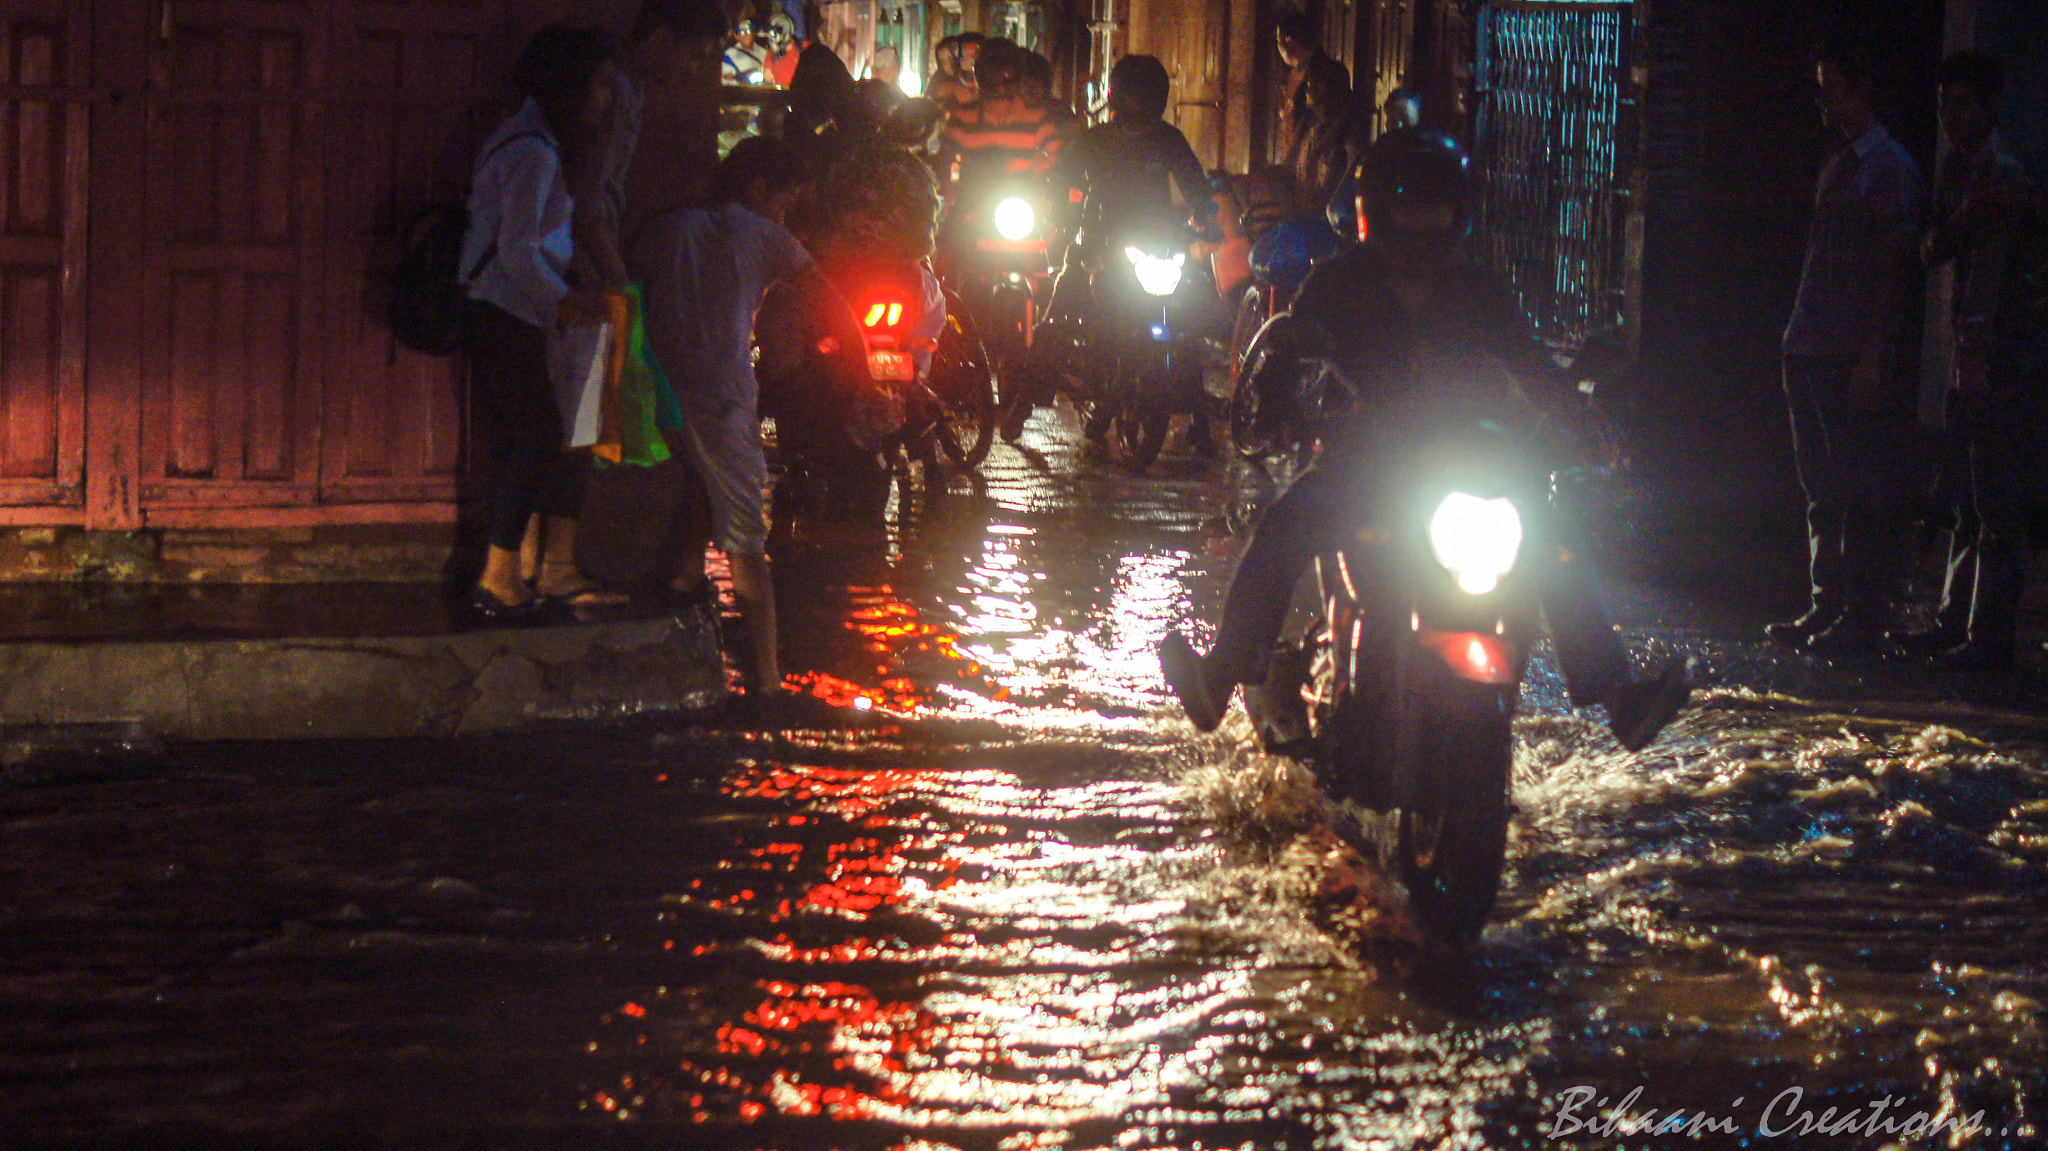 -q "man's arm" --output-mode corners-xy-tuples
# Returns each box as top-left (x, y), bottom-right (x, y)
(1163, 126), (1219, 236)
(1945, 156), (2041, 392)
